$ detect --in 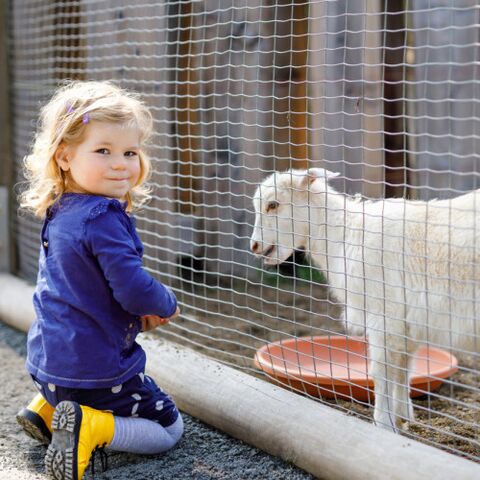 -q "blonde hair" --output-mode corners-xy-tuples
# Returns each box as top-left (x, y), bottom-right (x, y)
(20, 80), (154, 217)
